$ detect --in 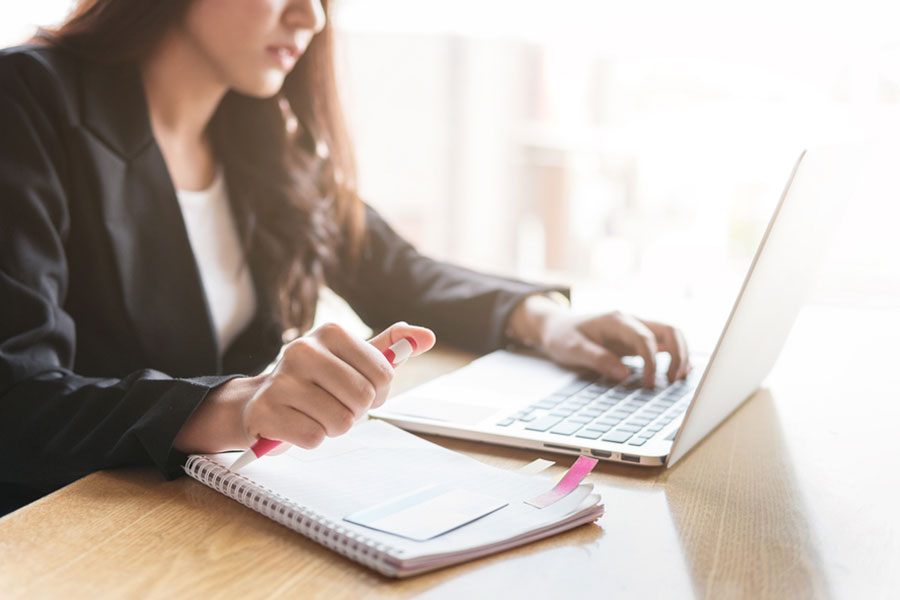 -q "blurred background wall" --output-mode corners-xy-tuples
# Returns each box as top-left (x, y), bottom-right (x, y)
(4, 0), (899, 347)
